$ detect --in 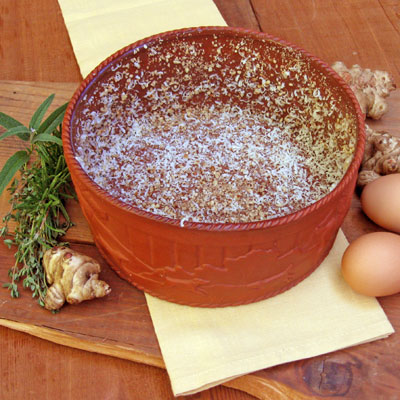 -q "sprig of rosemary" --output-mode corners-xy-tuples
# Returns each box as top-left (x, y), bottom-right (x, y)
(0, 94), (74, 307)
